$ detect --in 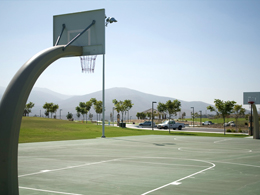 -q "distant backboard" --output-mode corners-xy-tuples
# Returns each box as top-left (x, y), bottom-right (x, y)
(53, 9), (105, 56)
(243, 92), (260, 105)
